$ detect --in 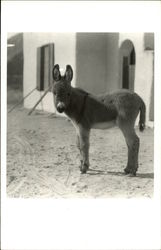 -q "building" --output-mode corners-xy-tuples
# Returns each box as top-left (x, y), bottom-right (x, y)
(12, 32), (154, 126)
(7, 33), (23, 104)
